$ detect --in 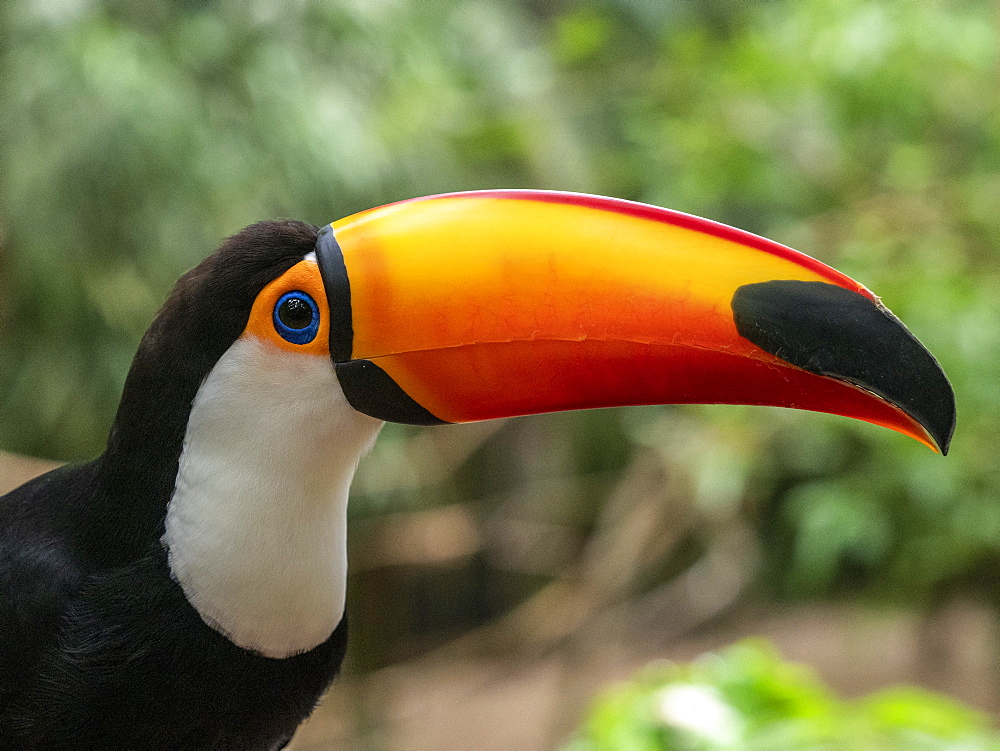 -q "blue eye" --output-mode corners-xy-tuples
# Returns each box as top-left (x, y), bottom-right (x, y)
(273, 291), (320, 345)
